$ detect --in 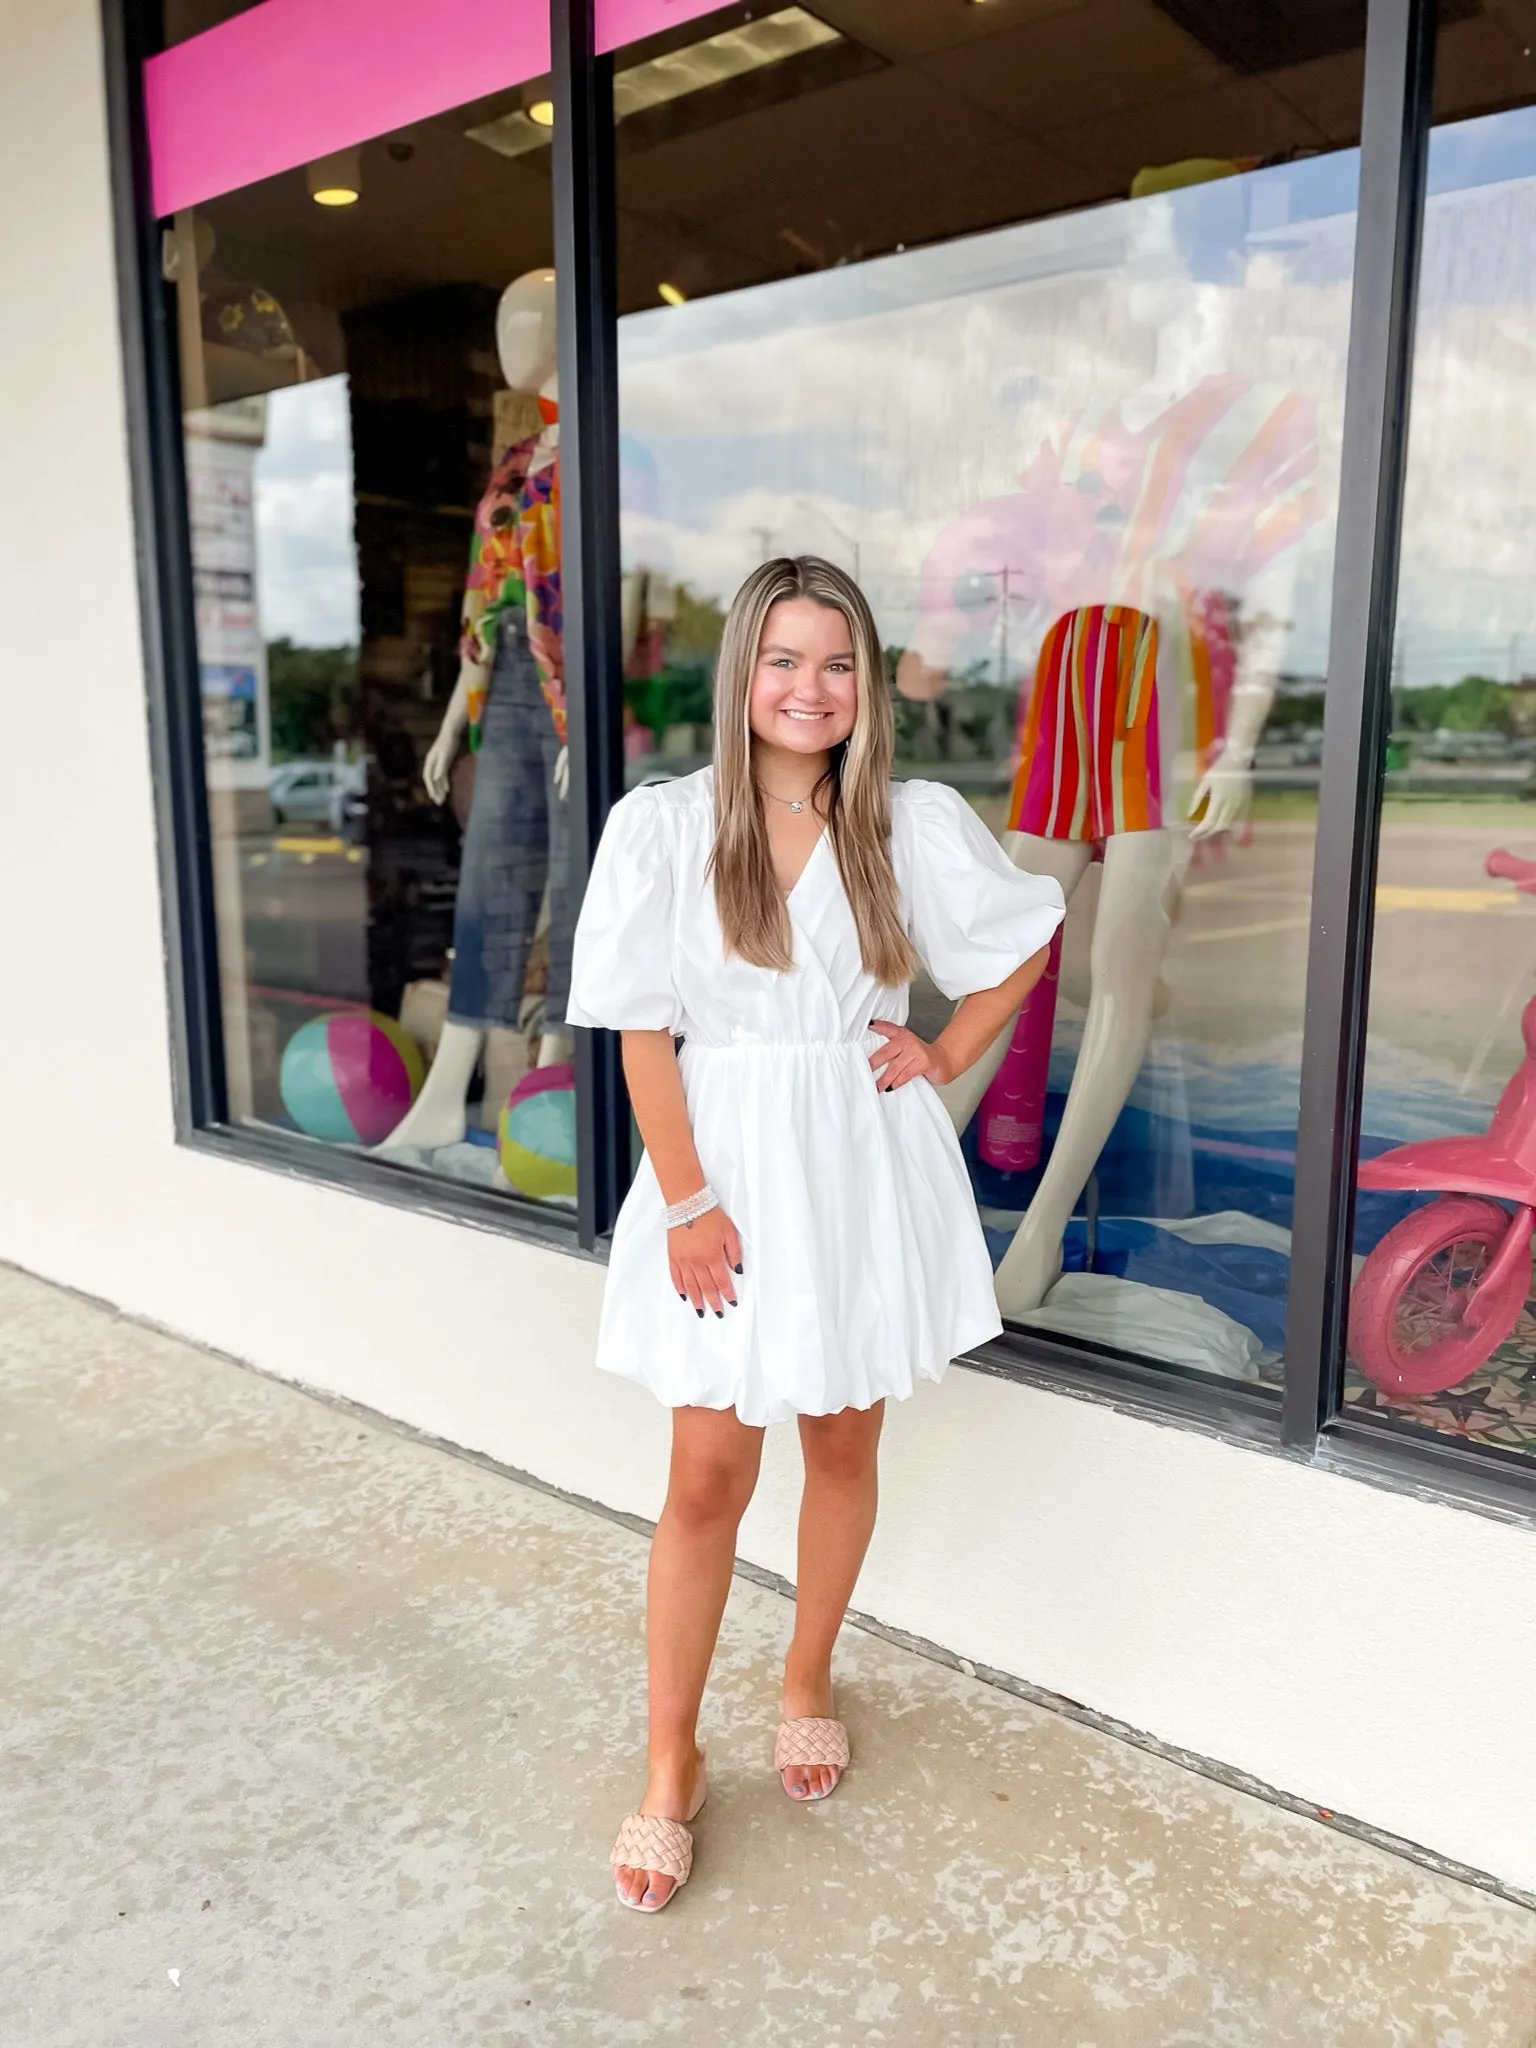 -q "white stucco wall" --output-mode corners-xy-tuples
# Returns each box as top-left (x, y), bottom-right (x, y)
(2, 0), (1532, 1896)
